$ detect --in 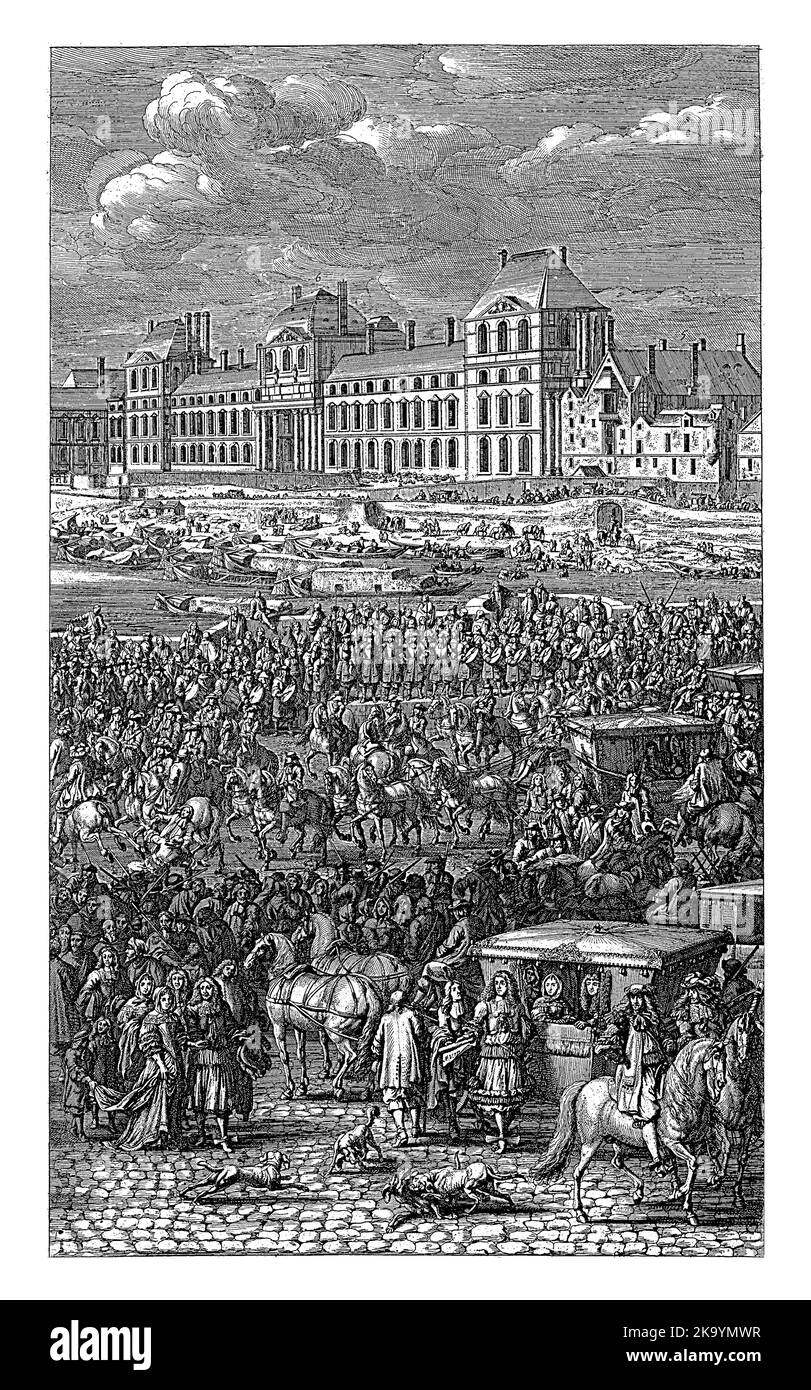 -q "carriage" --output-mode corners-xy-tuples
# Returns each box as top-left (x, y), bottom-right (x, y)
(473, 919), (731, 1103)
(567, 709), (716, 811)
(707, 663), (763, 707)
